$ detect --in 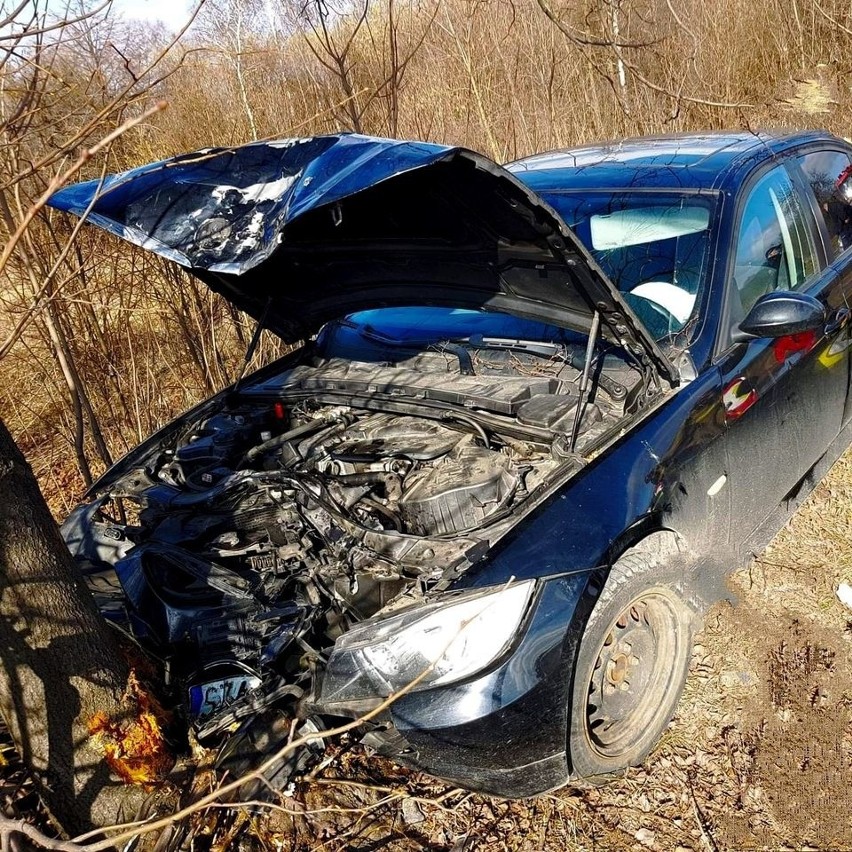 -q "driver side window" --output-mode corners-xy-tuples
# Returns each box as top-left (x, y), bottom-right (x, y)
(733, 166), (818, 318)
